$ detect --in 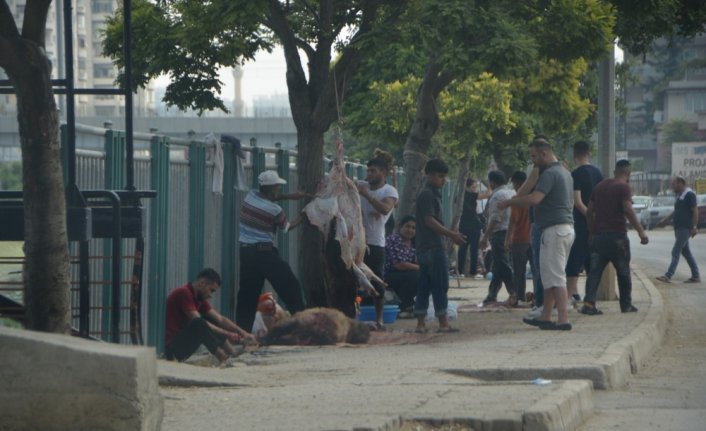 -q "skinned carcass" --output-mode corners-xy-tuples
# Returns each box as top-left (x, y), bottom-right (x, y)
(303, 140), (382, 317)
